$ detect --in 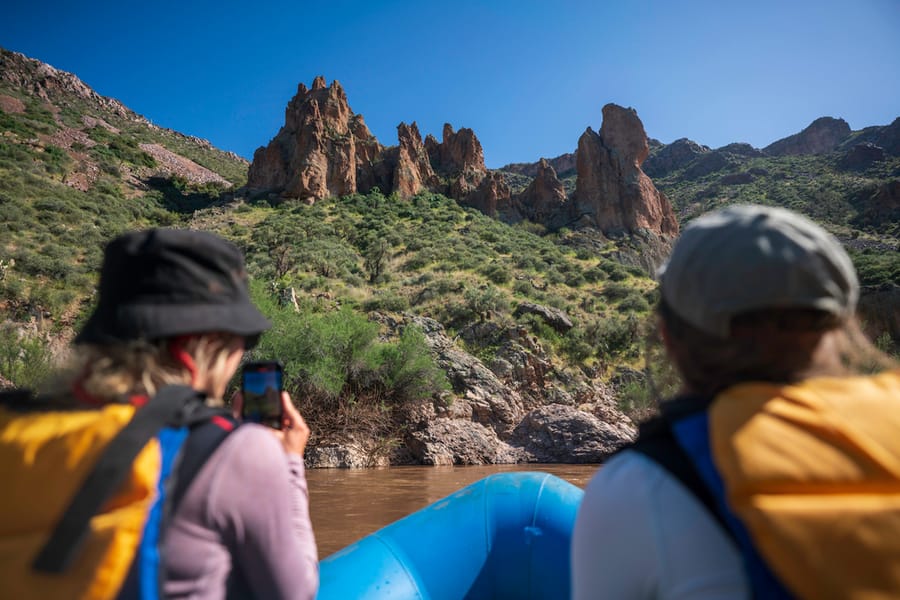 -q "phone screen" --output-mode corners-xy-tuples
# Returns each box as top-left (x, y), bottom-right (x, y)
(241, 362), (283, 428)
